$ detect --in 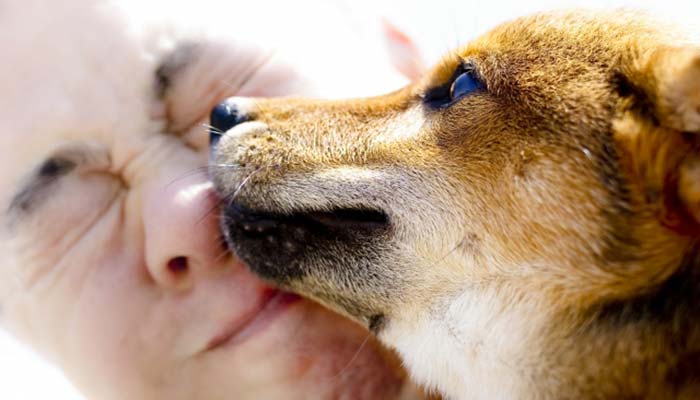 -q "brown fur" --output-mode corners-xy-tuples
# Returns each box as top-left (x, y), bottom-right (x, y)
(212, 10), (700, 398)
